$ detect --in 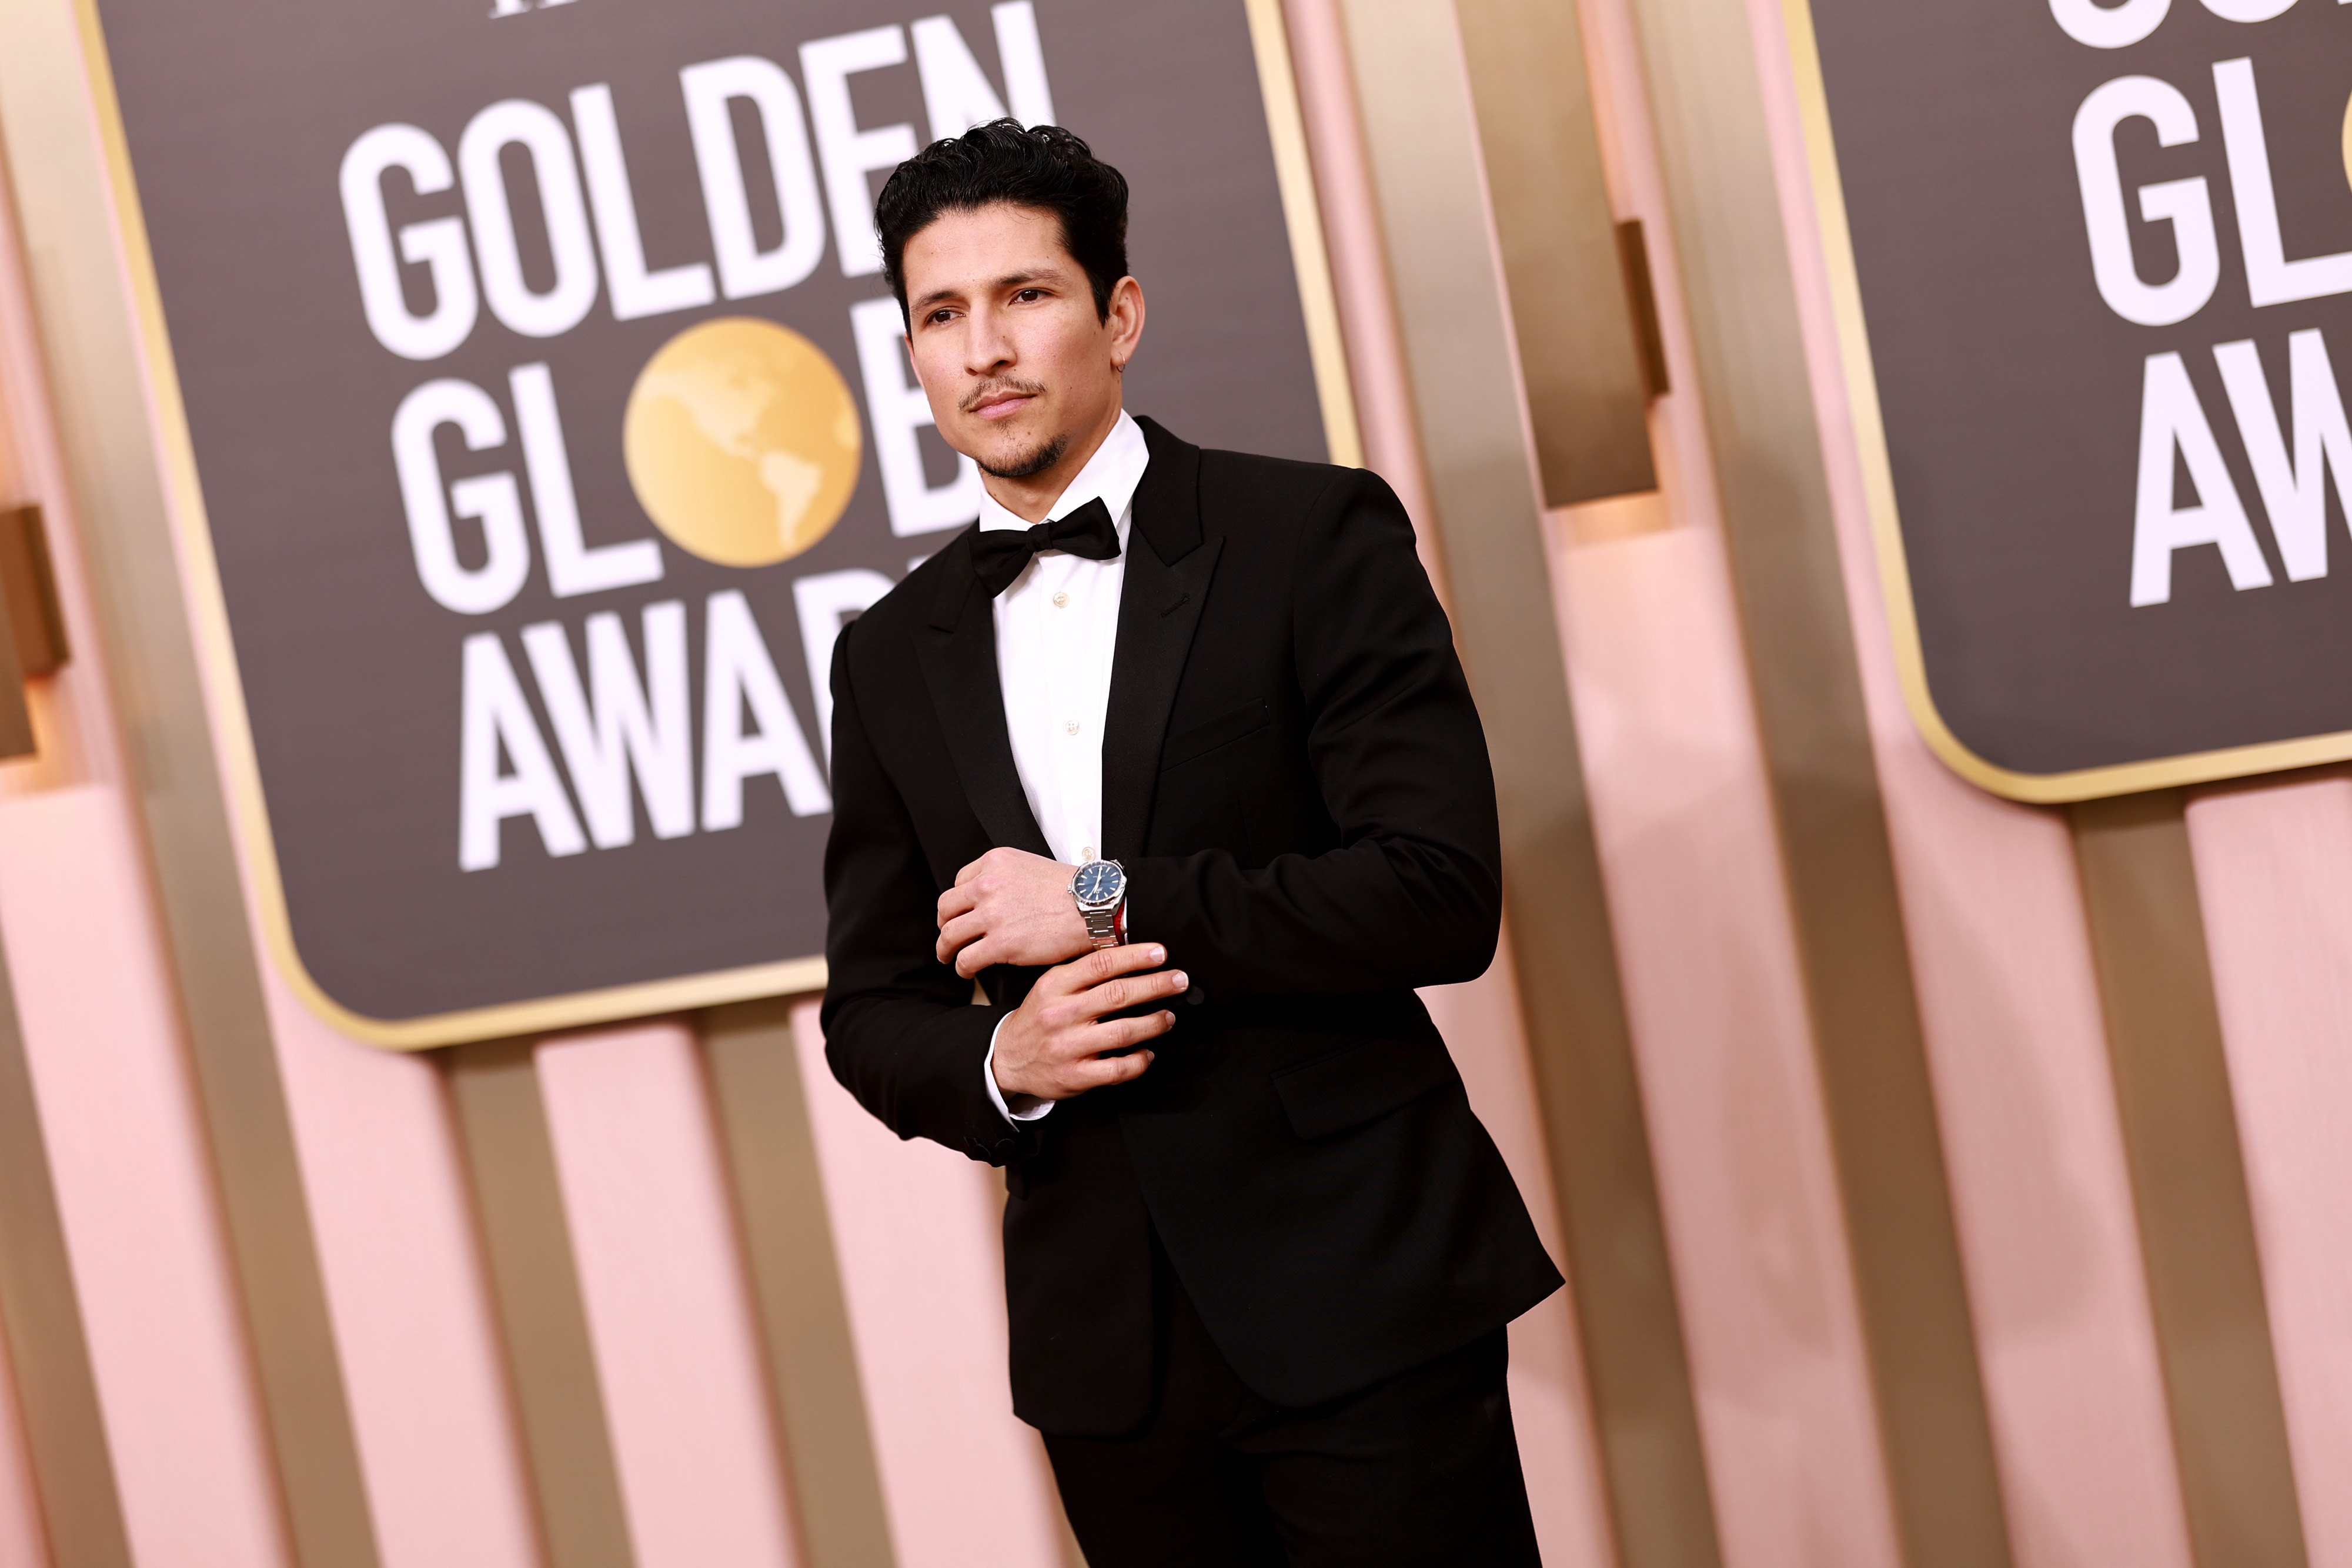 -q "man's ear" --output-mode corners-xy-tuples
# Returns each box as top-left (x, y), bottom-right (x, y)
(1108, 275), (1146, 367)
